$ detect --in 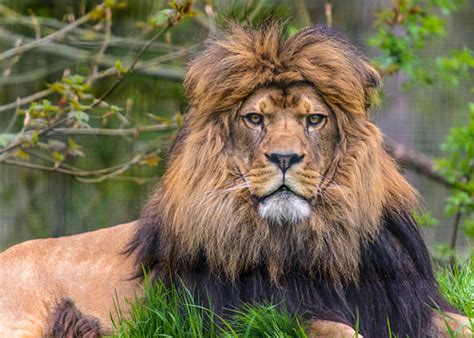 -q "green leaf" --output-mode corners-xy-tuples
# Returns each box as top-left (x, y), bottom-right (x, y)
(149, 9), (174, 26)
(68, 111), (90, 123)
(115, 59), (126, 74)
(47, 82), (65, 94)
(66, 138), (84, 157)
(31, 130), (39, 145)
(15, 149), (29, 160)
(0, 133), (16, 147)
(463, 218), (474, 238)
(412, 211), (438, 228)
(52, 151), (65, 162)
